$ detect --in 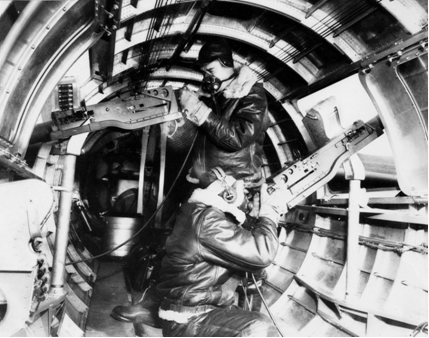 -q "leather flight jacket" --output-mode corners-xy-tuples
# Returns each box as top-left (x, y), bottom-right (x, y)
(156, 202), (279, 310)
(190, 80), (269, 182)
